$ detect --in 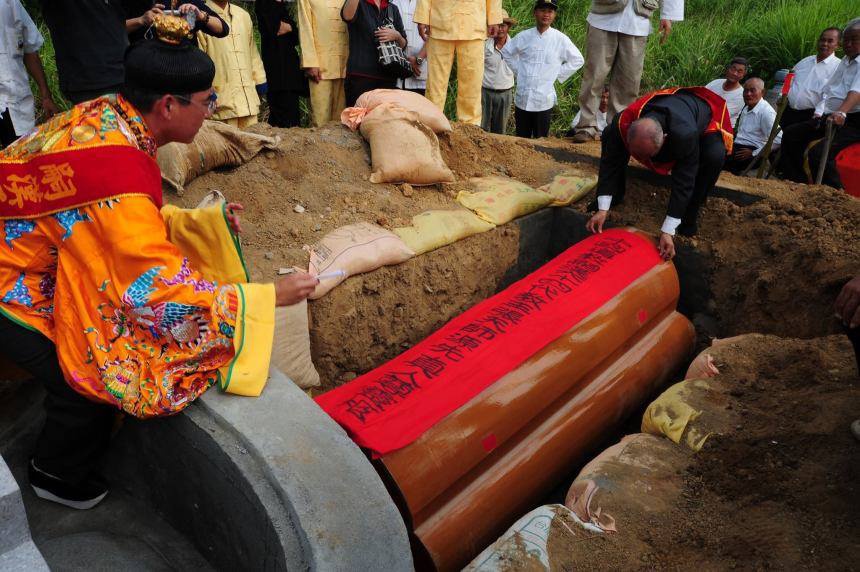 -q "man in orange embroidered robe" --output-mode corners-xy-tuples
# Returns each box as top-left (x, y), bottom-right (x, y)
(585, 87), (733, 260)
(0, 37), (317, 509)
